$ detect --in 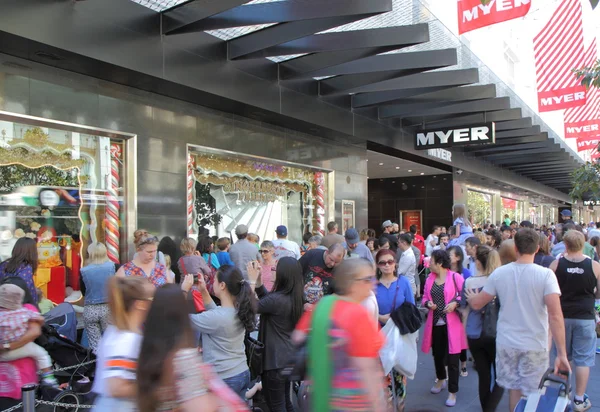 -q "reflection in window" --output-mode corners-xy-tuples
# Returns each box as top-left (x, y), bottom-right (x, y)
(189, 150), (328, 244)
